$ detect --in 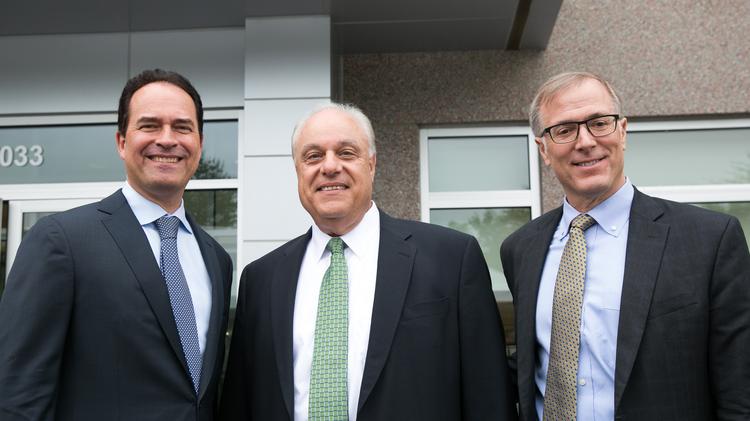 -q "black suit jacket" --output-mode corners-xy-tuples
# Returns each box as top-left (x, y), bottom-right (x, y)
(500, 188), (750, 420)
(221, 210), (516, 420)
(0, 190), (233, 420)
